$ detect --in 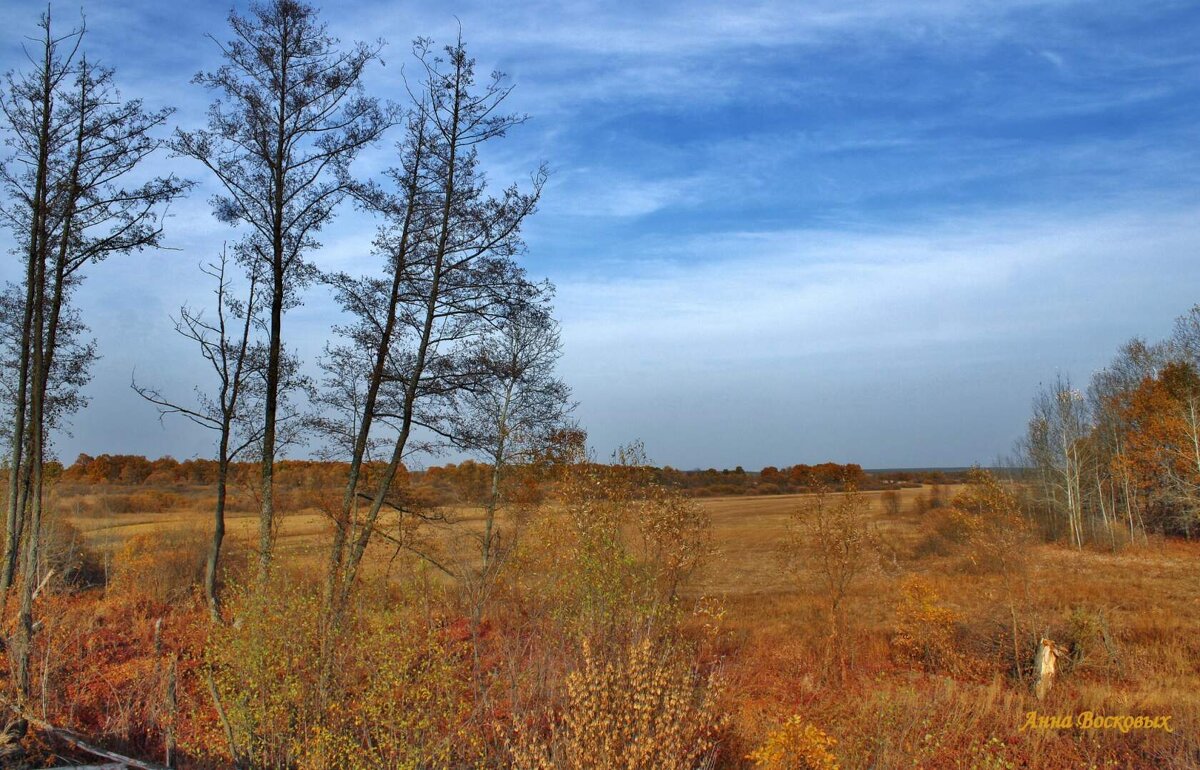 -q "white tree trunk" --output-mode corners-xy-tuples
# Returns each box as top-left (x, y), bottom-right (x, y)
(1033, 638), (1067, 700)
